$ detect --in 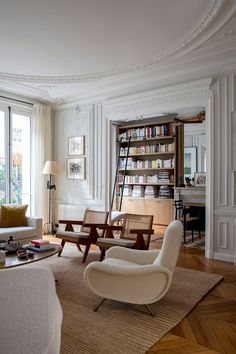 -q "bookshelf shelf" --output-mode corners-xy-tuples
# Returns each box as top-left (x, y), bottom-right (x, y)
(118, 183), (174, 186)
(120, 152), (174, 157)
